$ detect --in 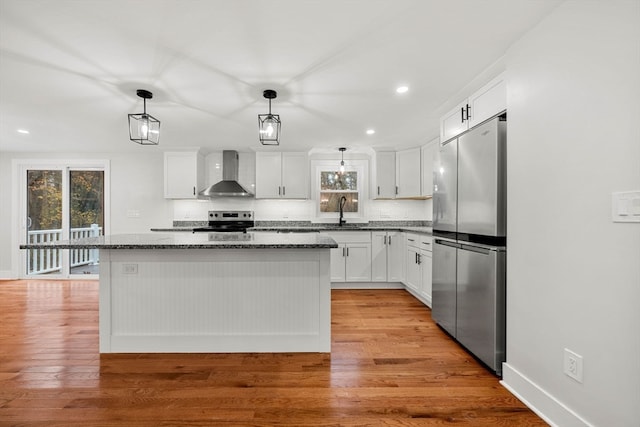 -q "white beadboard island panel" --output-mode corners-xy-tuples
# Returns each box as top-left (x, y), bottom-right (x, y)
(99, 248), (331, 353)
